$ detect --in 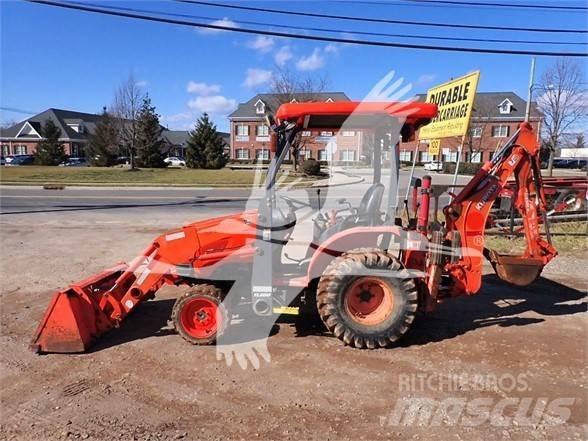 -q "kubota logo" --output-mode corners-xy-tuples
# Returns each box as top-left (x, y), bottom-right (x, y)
(475, 183), (499, 210)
